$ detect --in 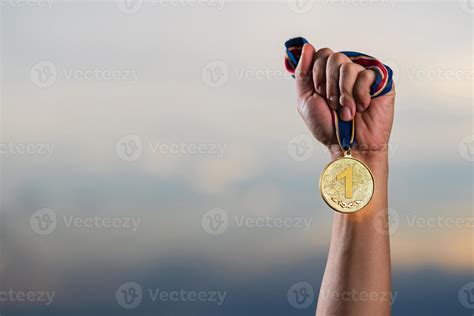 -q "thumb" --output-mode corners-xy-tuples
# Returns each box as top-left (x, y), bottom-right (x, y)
(295, 43), (316, 99)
